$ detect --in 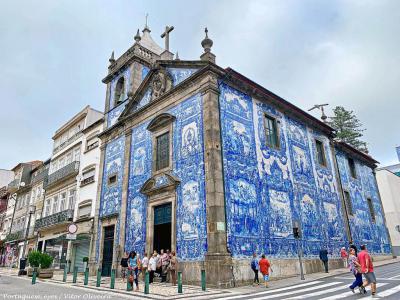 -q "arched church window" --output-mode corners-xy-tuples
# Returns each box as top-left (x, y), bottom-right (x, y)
(114, 77), (125, 105)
